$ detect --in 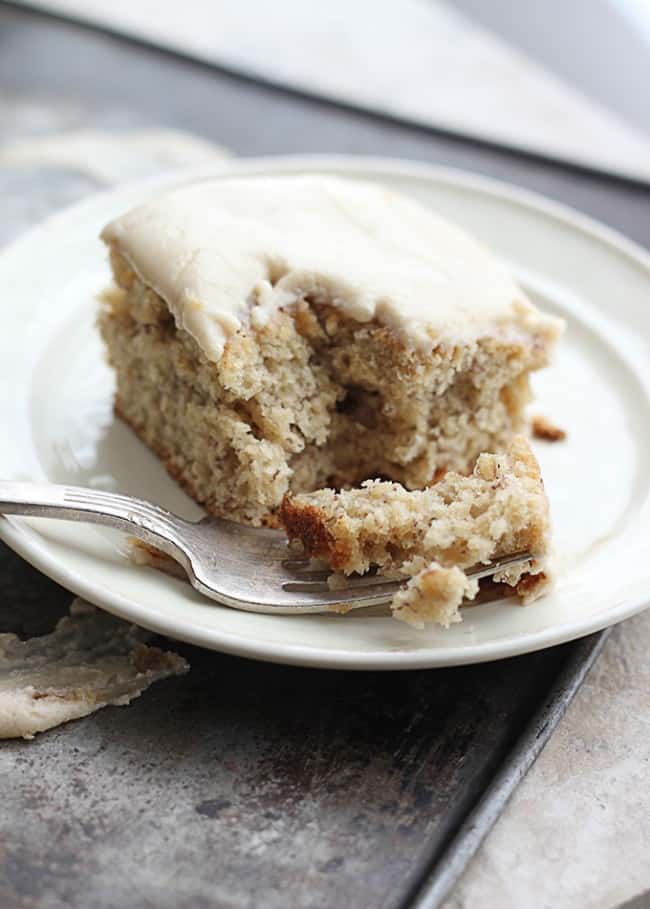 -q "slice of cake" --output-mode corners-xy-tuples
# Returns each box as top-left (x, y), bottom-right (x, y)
(279, 436), (550, 626)
(99, 174), (563, 526)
